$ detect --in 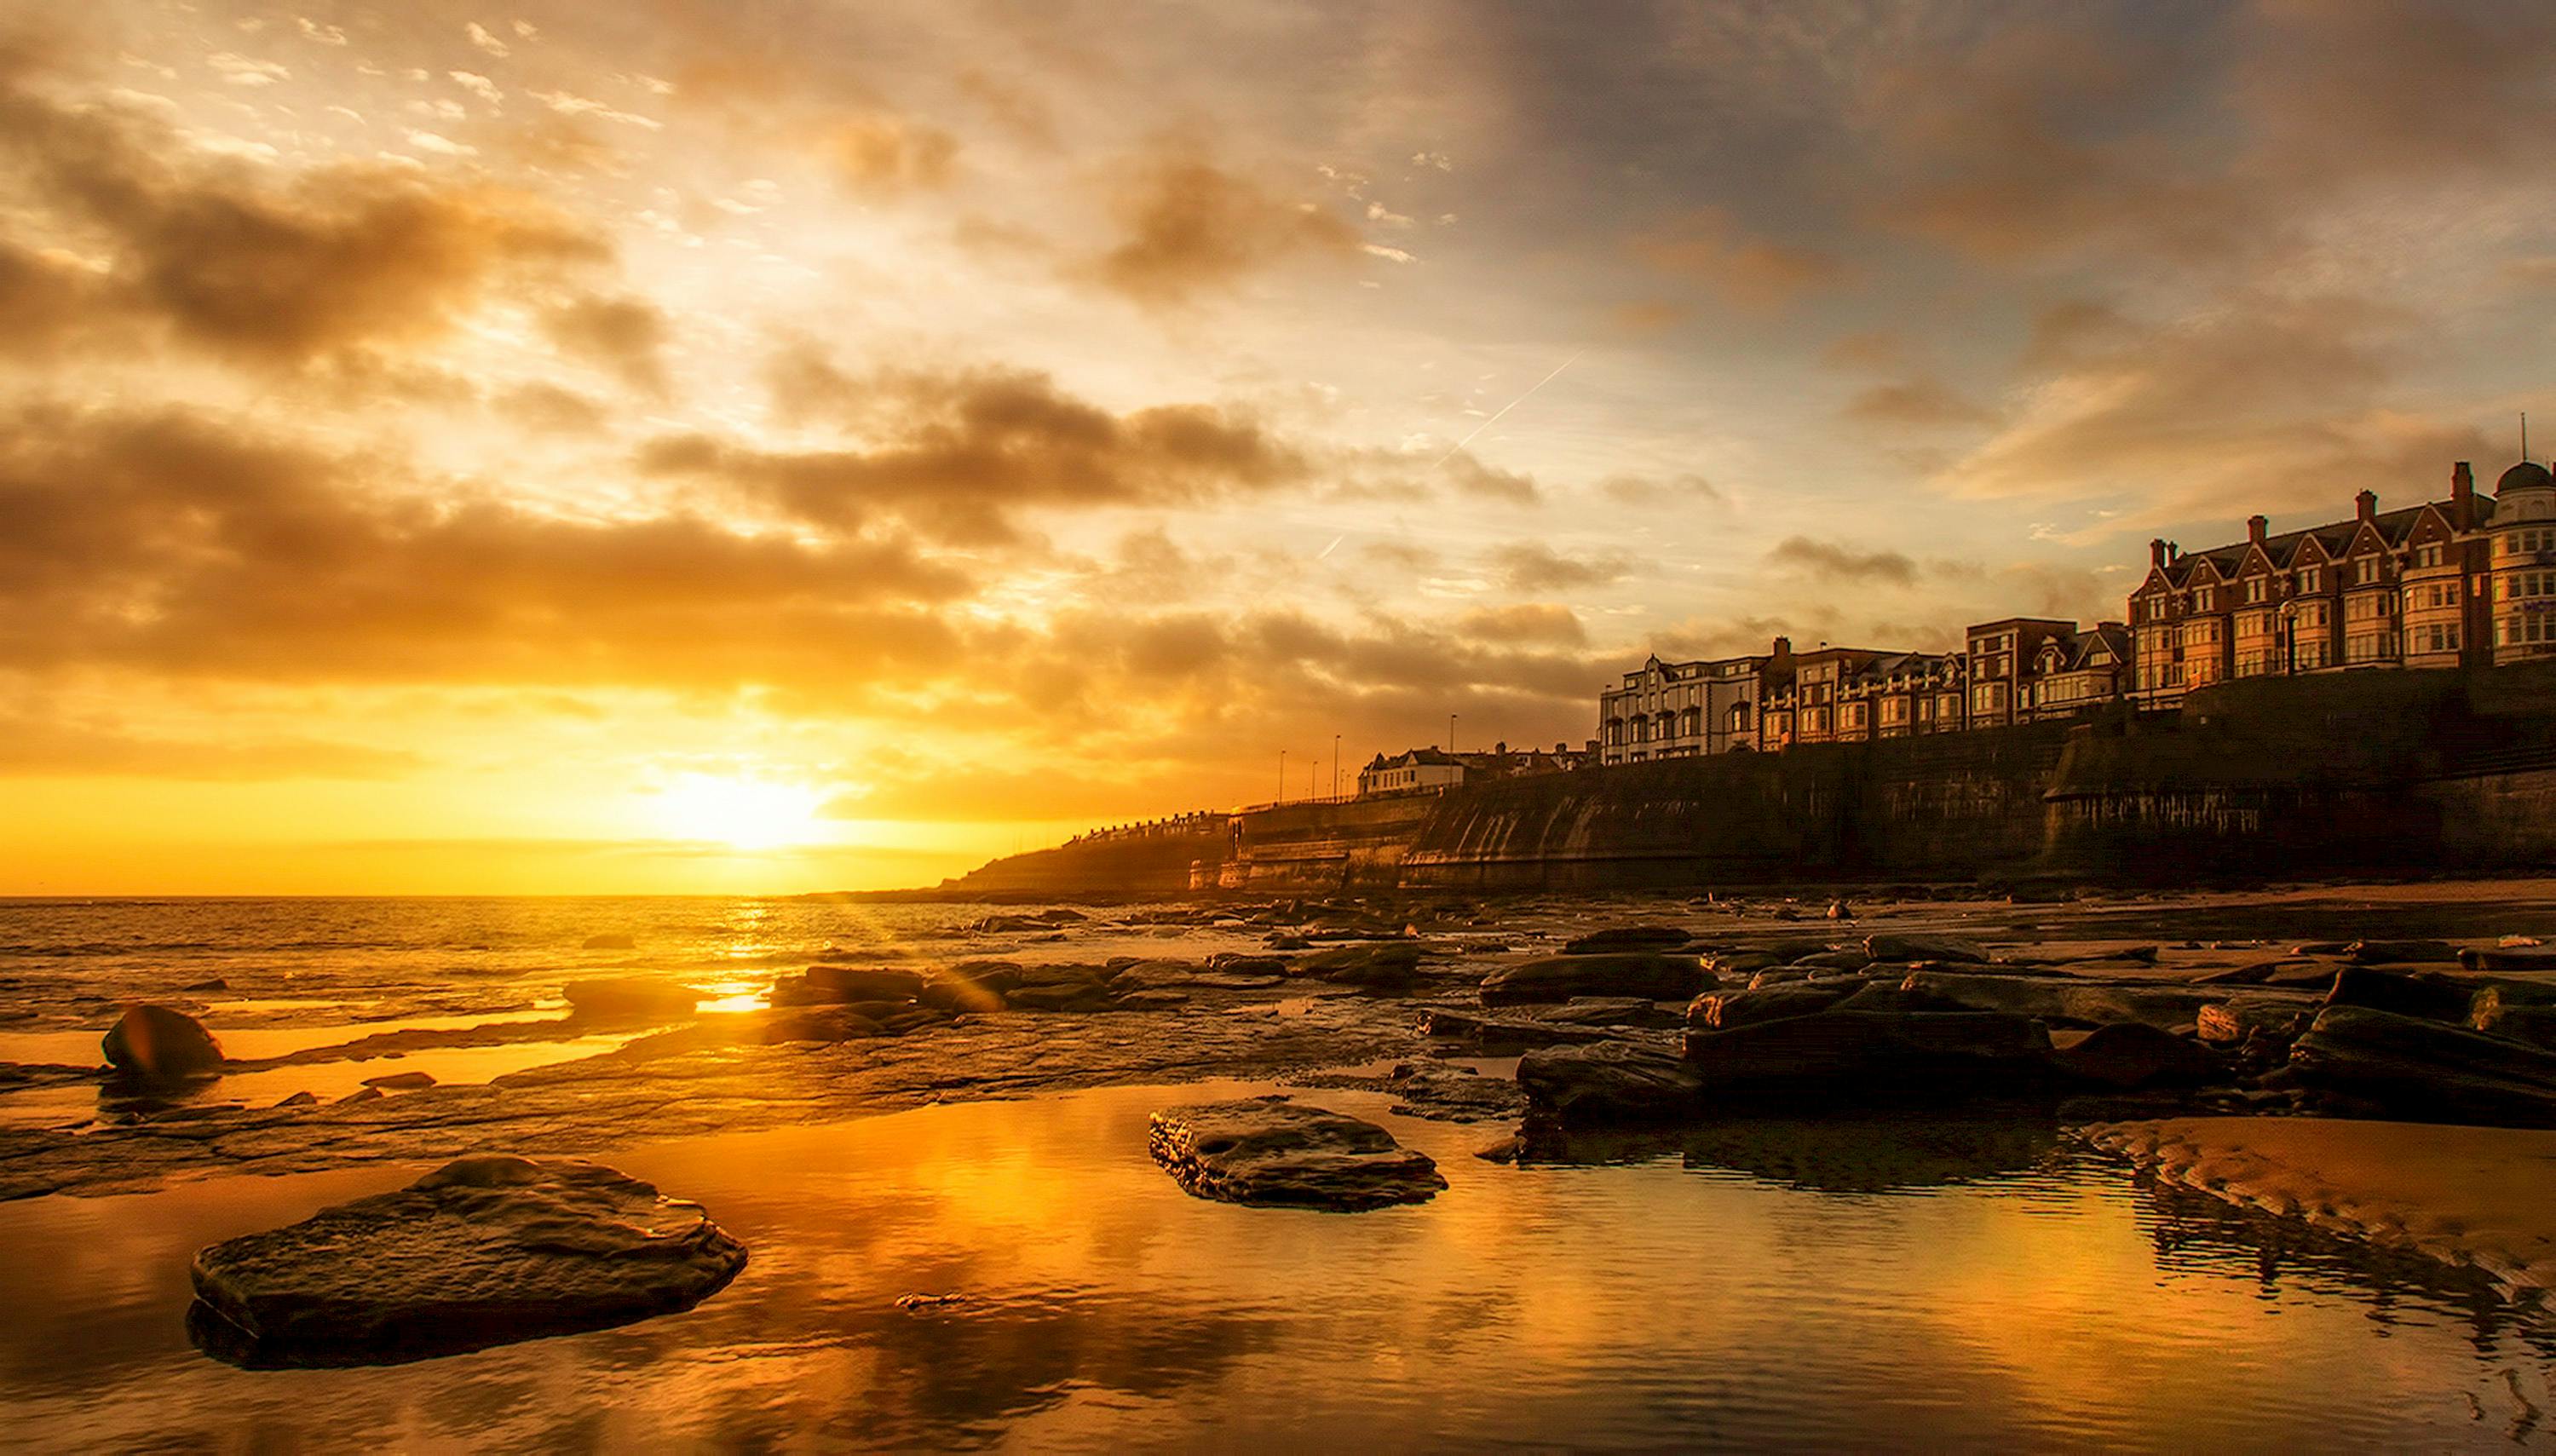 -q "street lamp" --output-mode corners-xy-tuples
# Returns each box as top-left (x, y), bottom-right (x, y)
(1332, 734), (1341, 799)
(1277, 749), (1286, 805)
(1448, 713), (1458, 754)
